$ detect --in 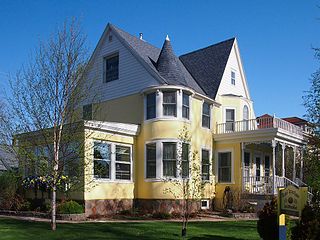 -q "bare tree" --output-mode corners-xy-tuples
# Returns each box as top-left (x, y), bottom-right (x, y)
(9, 19), (95, 230)
(164, 126), (215, 238)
